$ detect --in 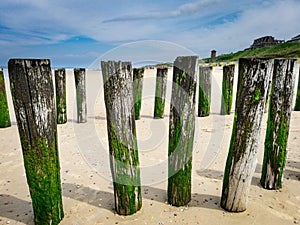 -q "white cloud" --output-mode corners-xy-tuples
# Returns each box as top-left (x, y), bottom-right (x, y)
(168, 0), (300, 57)
(0, 0), (299, 64)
